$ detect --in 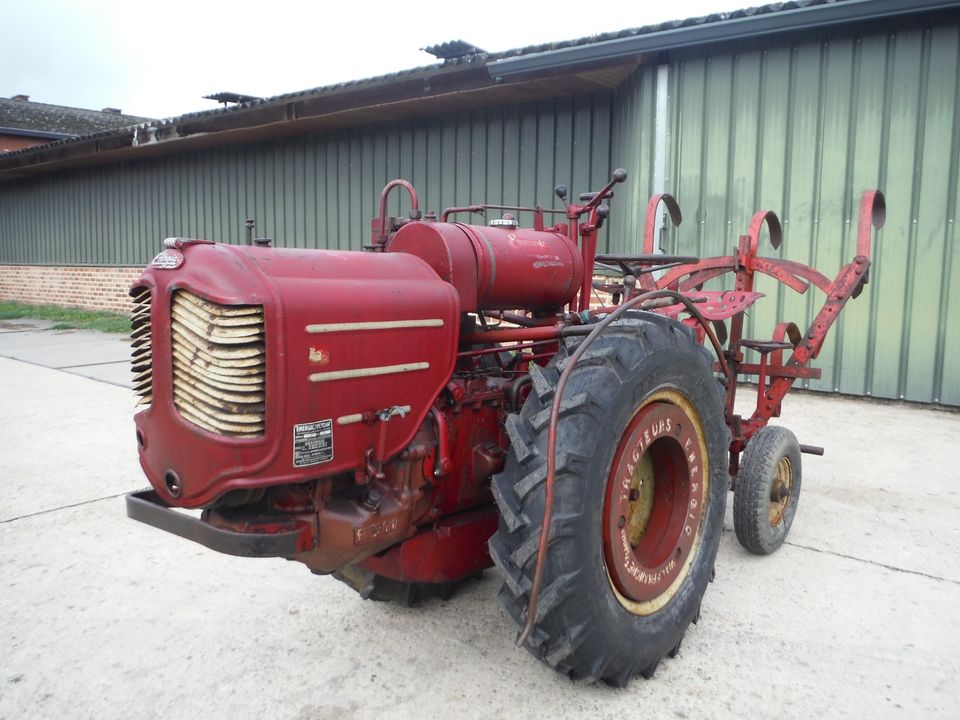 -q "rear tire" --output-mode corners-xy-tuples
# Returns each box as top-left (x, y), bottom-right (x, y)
(733, 425), (801, 555)
(490, 314), (728, 686)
